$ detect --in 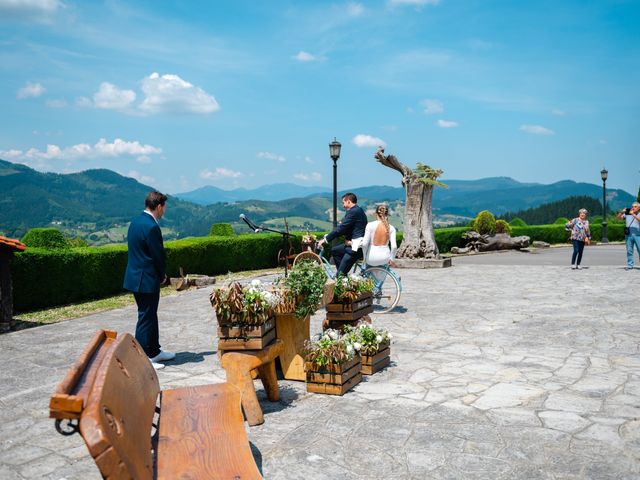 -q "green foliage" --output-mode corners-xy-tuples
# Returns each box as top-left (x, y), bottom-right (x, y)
(509, 217), (527, 227)
(343, 323), (391, 356)
(209, 223), (235, 236)
(495, 219), (511, 235)
(554, 217), (569, 225)
(283, 260), (327, 318)
(68, 236), (89, 247)
(303, 329), (355, 367)
(414, 163), (448, 188)
(474, 210), (496, 235)
(500, 195), (609, 226)
(21, 228), (71, 249)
